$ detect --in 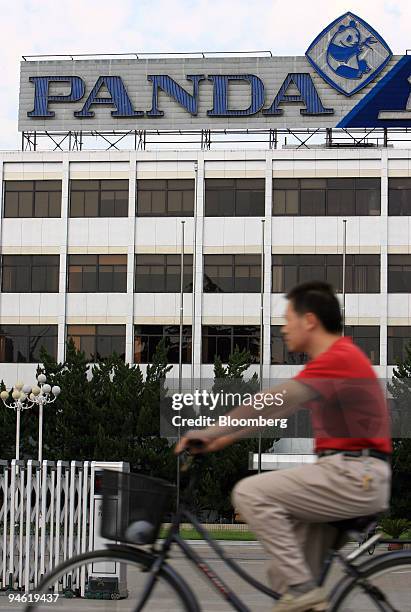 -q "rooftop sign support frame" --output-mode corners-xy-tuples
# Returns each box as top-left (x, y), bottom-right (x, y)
(20, 127), (410, 152)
